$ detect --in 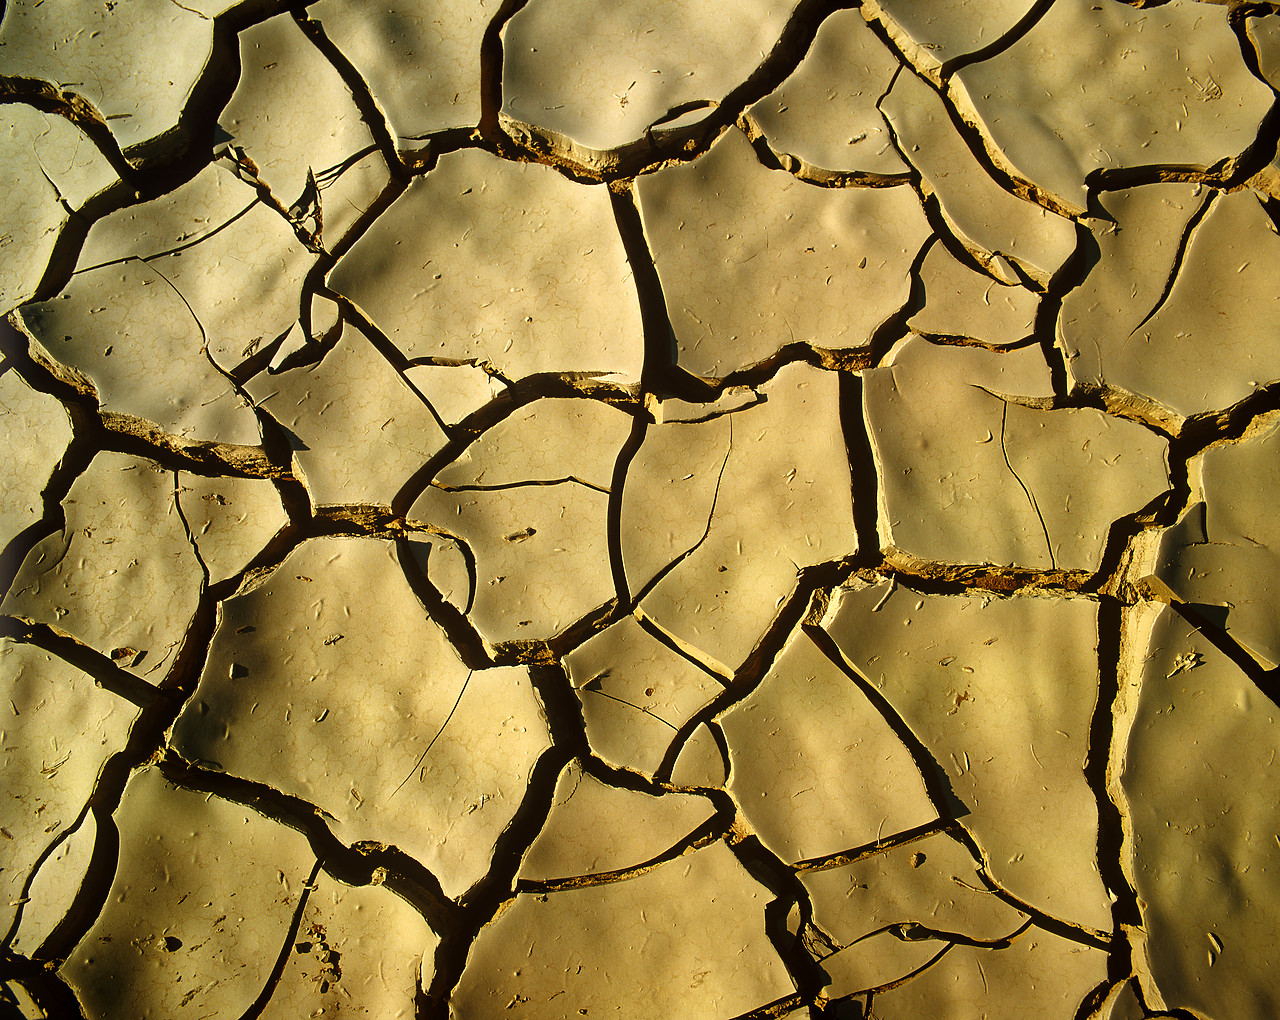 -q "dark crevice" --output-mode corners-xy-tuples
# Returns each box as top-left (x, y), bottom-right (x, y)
(235, 859), (322, 1020)
(607, 184), (683, 398)
(840, 371), (882, 558)
(1166, 599), (1280, 709)
(652, 559), (855, 784)
(863, 8), (1082, 222)
(804, 625), (969, 822)
(0, 617), (163, 708)
(154, 752), (461, 933)
(942, 823), (1112, 952)
(940, 0), (1057, 80)
(423, 744), (570, 1018)
(792, 818), (948, 875)
(477, 0), (533, 144)
(1125, 189), (1217, 341)
(607, 416), (648, 606)
(290, 11), (407, 180)
(736, 111), (915, 190)
(0, 949), (87, 1020)
(728, 833), (830, 1011)
(1087, 597), (1143, 985)
(0, 802), (92, 953)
